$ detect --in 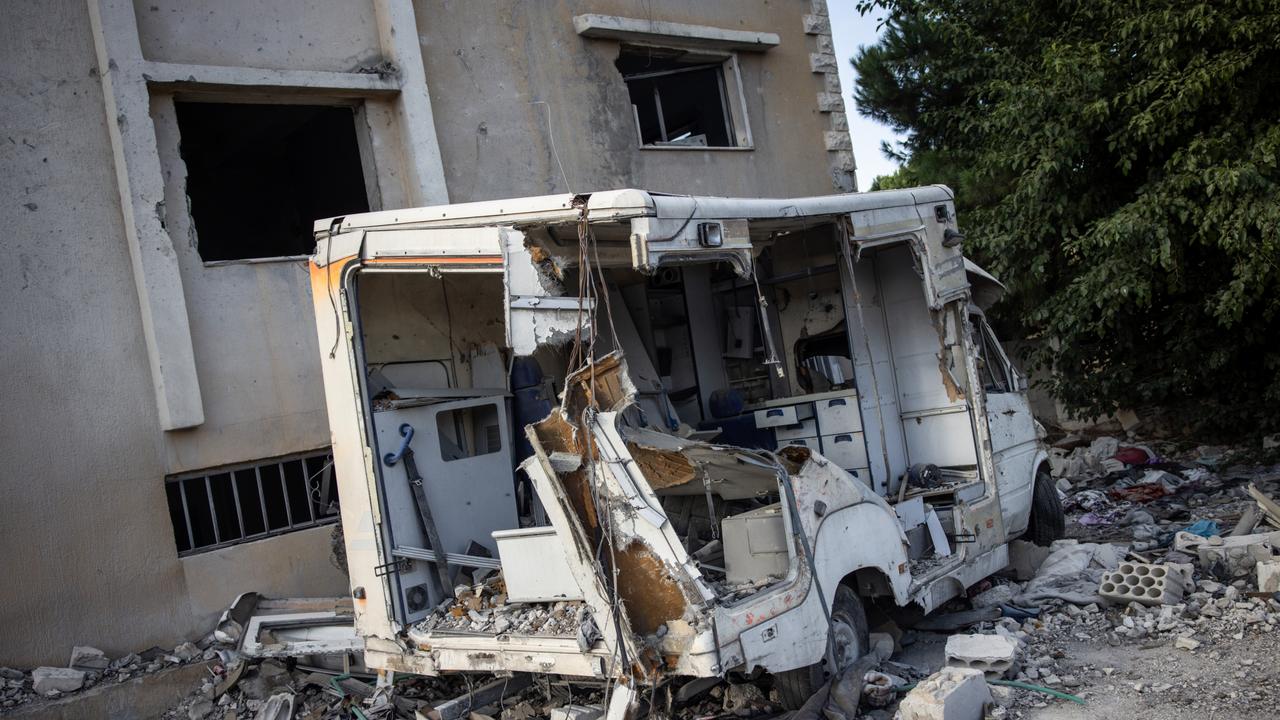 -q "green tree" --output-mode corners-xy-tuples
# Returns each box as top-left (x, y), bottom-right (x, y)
(853, 0), (1280, 437)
